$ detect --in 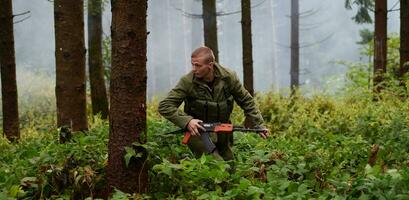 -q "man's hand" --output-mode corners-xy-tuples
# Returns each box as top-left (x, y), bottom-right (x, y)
(187, 119), (205, 136)
(259, 129), (270, 139)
